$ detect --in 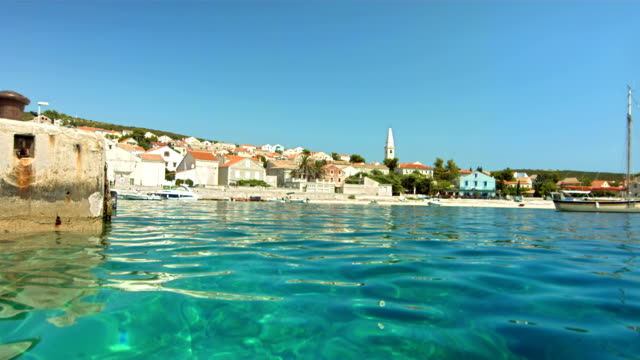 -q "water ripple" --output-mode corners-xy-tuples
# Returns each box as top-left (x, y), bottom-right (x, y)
(2, 201), (639, 359)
